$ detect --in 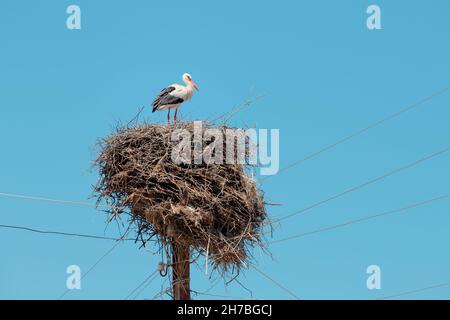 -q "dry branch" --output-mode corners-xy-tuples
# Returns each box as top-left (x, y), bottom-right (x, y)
(94, 121), (269, 274)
